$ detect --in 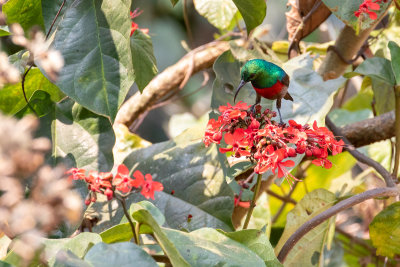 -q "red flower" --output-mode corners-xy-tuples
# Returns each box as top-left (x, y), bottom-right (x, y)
(86, 171), (113, 193)
(219, 128), (251, 157)
(132, 170), (164, 200)
(66, 168), (86, 181)
(130, 9), (149, 36)
(219, 101), (250, 121)
(113, 164), (134, 193)
(354, 0), (381, 20)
